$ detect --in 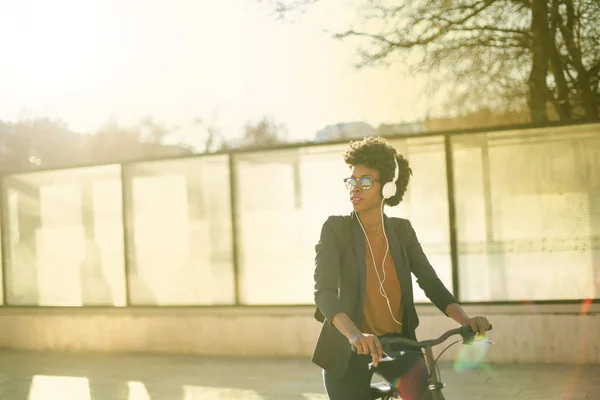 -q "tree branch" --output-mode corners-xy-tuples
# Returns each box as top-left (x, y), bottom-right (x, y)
(450, 26), (530, 37)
